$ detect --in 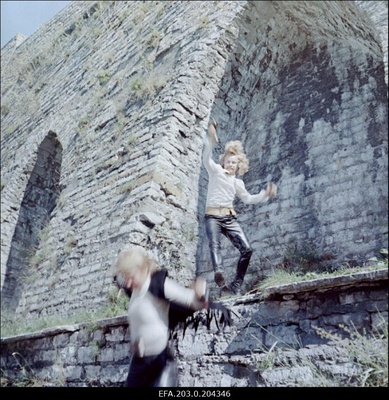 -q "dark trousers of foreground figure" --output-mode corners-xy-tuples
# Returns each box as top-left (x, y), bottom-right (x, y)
(124, 347), (178, 387)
